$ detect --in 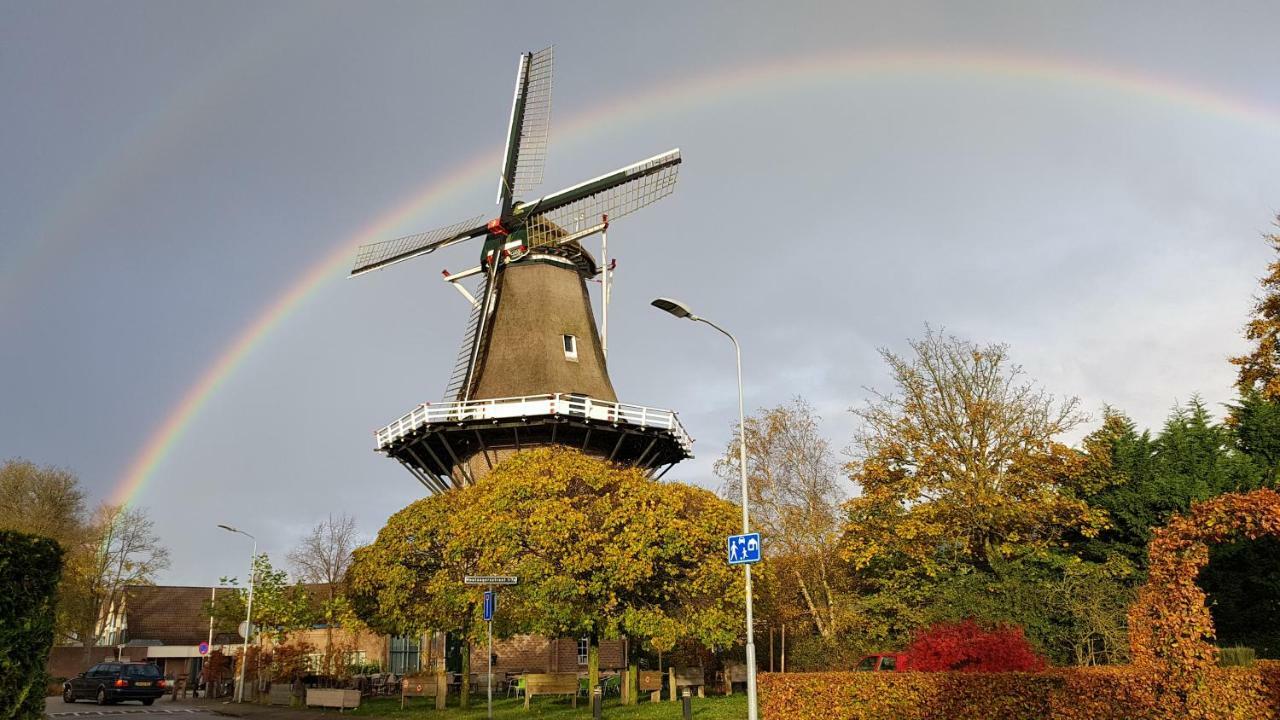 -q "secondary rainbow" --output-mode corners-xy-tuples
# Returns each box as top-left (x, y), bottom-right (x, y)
(110, 48), (1280, 507)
